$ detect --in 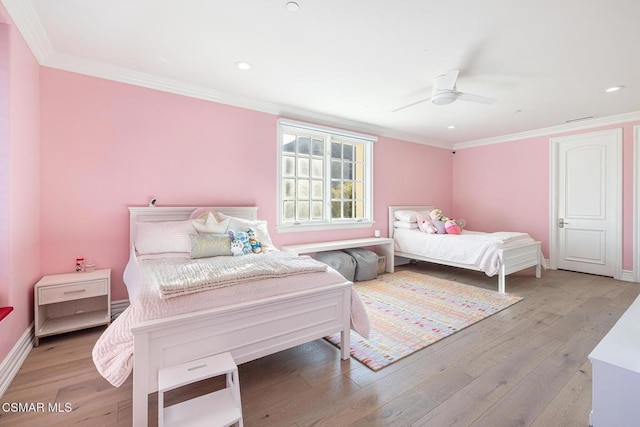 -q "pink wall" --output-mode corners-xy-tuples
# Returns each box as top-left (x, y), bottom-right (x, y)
(0, 18), (41, 362)
(40, 68), (452, 301)
(453, 122), (639, 270)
